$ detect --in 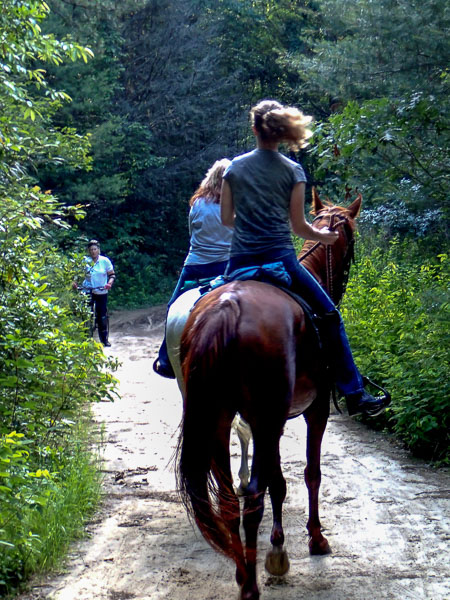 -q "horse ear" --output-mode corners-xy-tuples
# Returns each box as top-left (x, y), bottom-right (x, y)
(311, 187), (325, 214)
(347, 193), (362, 218)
